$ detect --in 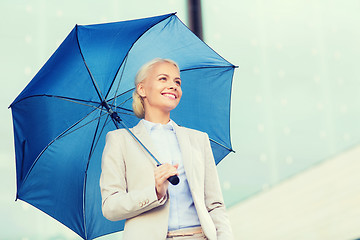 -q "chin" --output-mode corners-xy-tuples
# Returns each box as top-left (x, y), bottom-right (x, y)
(162, 101), (180, 110)
(163, 104), (178, 112)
